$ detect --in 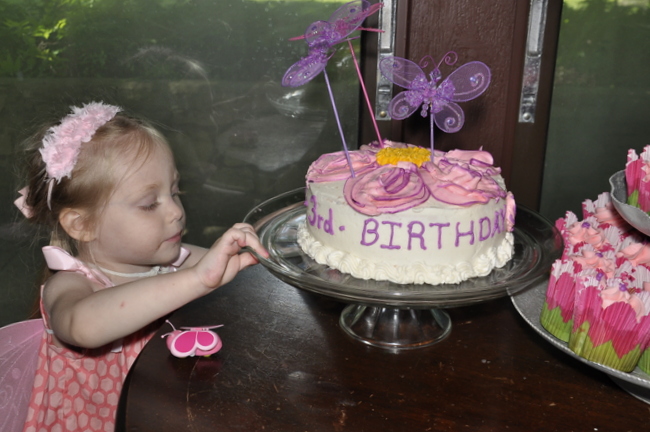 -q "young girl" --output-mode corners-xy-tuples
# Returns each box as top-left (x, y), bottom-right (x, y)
(14, 102), (268, 432)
